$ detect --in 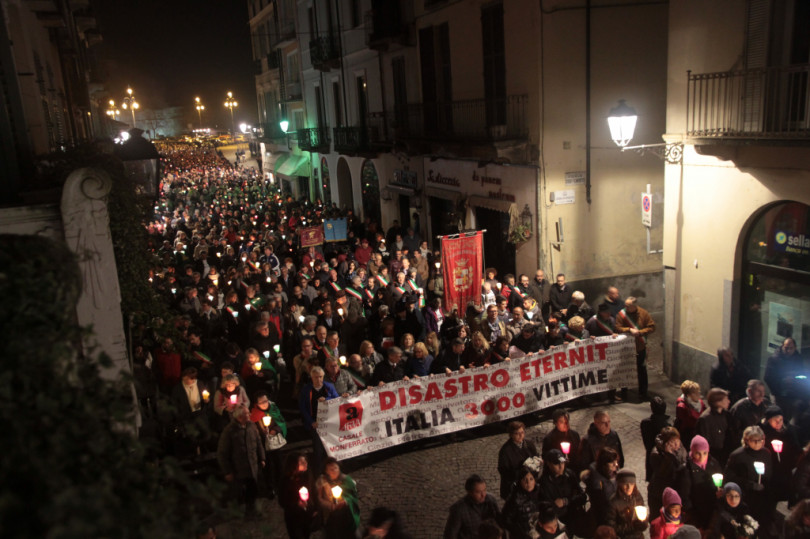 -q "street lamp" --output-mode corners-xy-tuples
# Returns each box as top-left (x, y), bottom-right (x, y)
(121, 87), (140, 129)
(105, 99), (121, 119)
(195, 96), (205, 130)
(607, 99), (682, 163)
(224, 91), (238, 143)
